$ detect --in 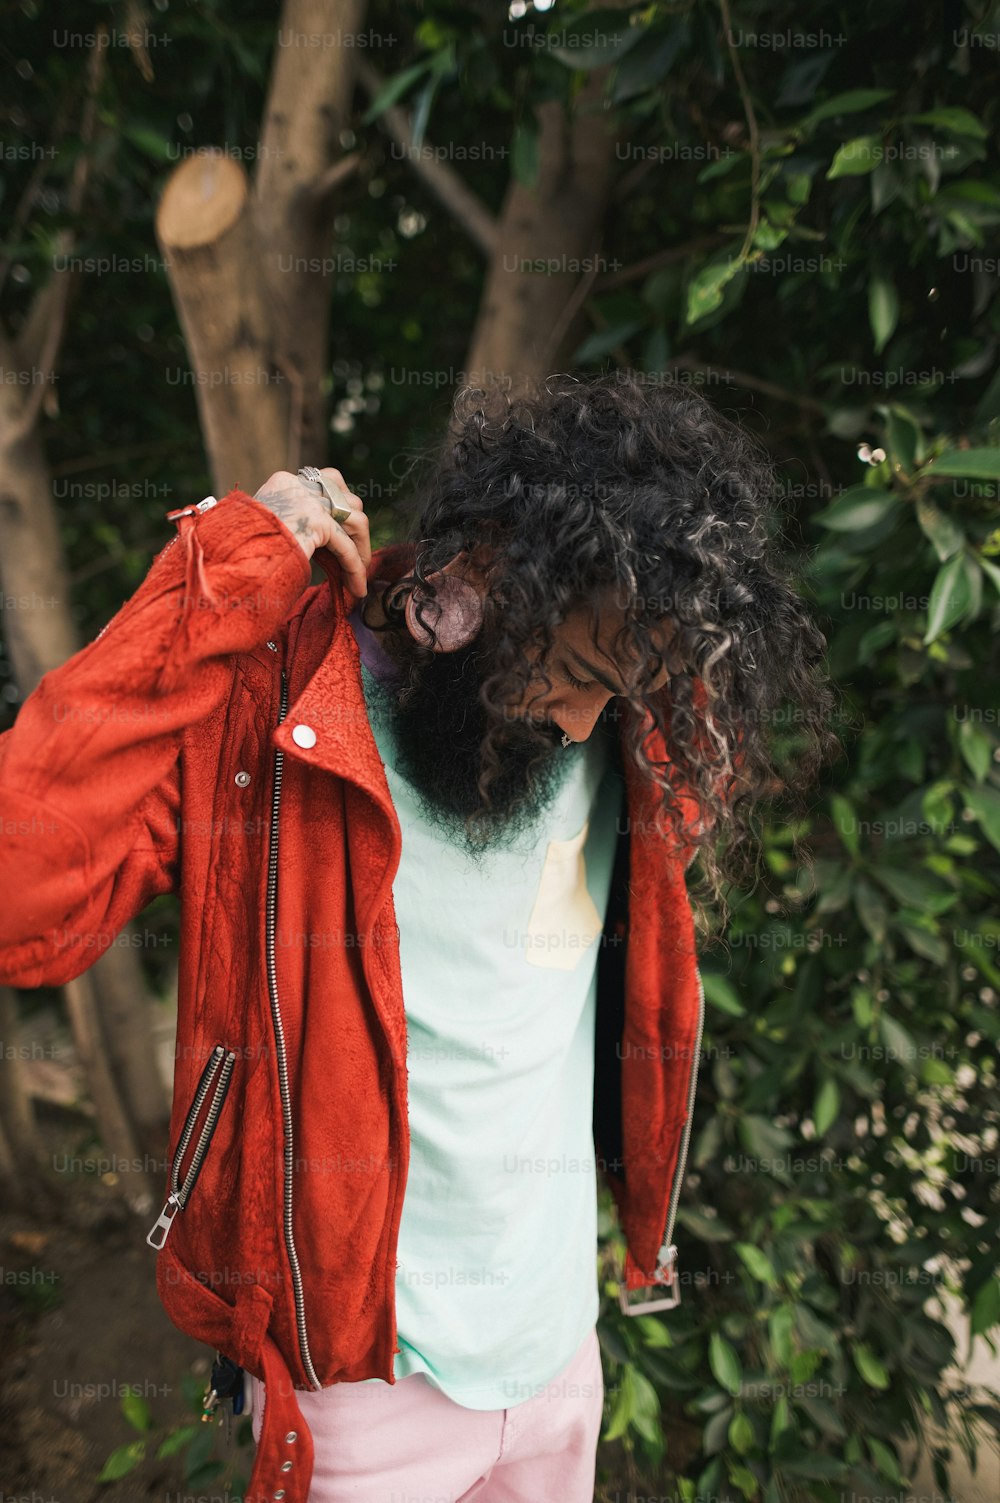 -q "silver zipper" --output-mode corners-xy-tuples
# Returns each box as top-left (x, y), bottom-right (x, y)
(620, 963), (706, 1315)
(147, 1044), (237, 1249)
(266, 665), (322, 1389)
